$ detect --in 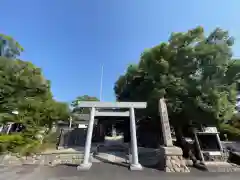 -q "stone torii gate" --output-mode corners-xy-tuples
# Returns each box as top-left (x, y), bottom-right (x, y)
(76, 101), (147, 171)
